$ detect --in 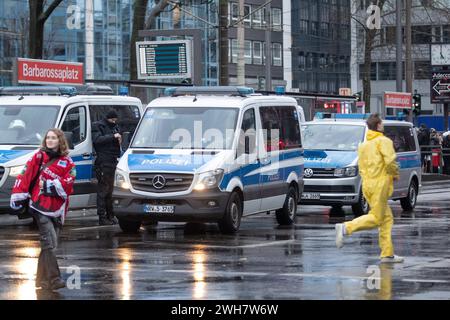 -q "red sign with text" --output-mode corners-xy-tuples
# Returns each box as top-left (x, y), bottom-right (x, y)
(384, 91), (412, 109)
(17, 58), (84, 85)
